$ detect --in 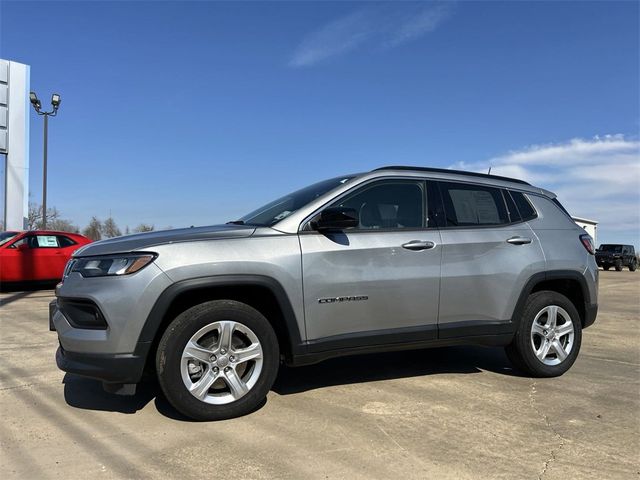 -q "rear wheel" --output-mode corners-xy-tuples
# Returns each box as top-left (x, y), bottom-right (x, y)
(156, 300), (279, 421)
(603, 266), (610, 271)
(629, 261), (637, 272)
(506, 291), (582, 377)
